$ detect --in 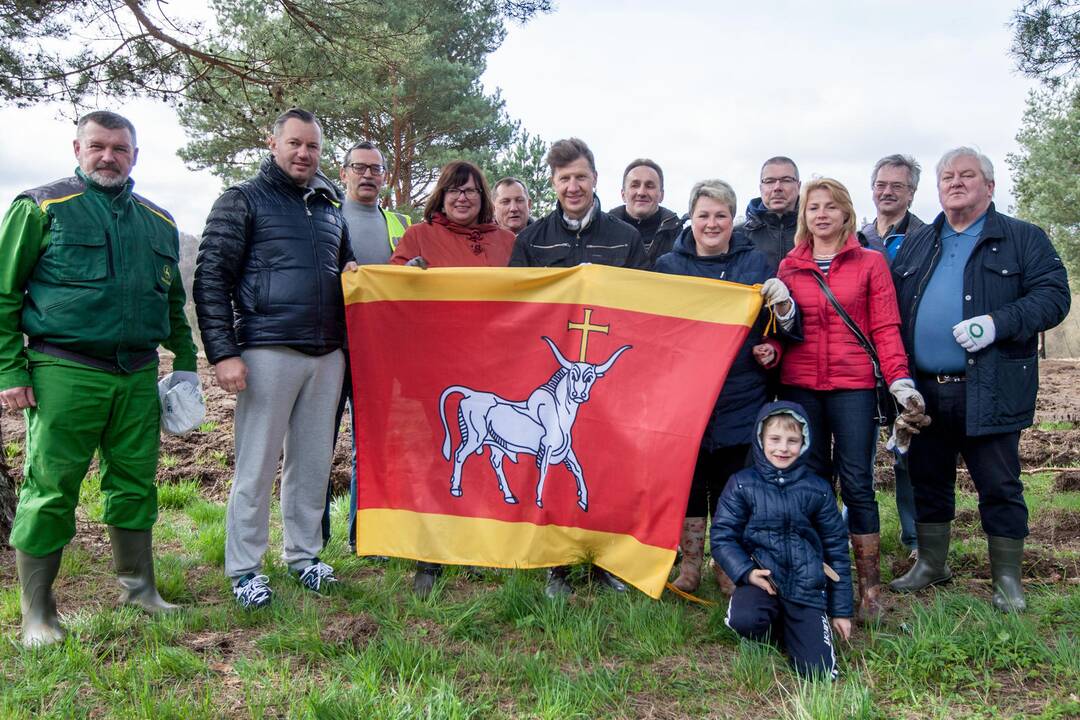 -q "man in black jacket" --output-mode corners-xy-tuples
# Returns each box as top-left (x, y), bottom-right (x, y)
(509, 137), (646, 597)
(194, 108), (357, 609)
(607, 158), (681, 268)
(888, 147), (1070, 613)
(510, 138), (648, 270)
(737, 156), (801, 276)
